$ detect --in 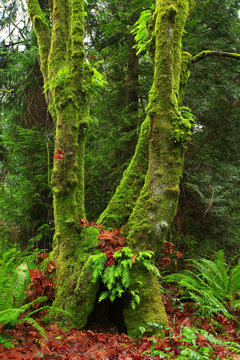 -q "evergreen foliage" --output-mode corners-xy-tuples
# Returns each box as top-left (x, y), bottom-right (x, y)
(84, 0), (153, 220)
(0, 36), (53, 249)
(0, 247), (38, 311)
(0, 247), (49, 343)
(175, 0), (240, 256)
